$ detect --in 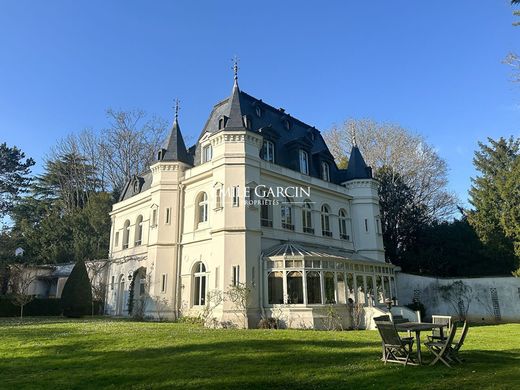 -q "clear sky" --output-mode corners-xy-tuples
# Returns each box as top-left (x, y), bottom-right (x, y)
(1, 1), (519, 206)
